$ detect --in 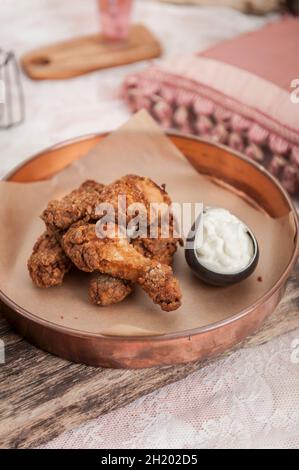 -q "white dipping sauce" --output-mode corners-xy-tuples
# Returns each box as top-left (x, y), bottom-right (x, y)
(196, 207), (254, 274)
